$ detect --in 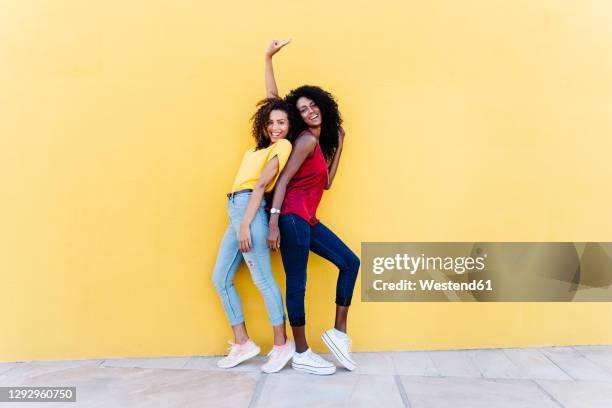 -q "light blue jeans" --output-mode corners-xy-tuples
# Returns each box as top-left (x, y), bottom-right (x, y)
(212, 192), (286, 327)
